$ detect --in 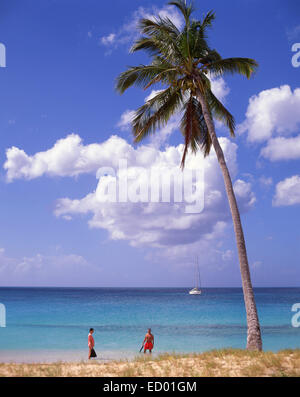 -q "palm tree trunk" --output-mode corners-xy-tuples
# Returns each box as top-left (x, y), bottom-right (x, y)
(196, 89), (262, 351)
